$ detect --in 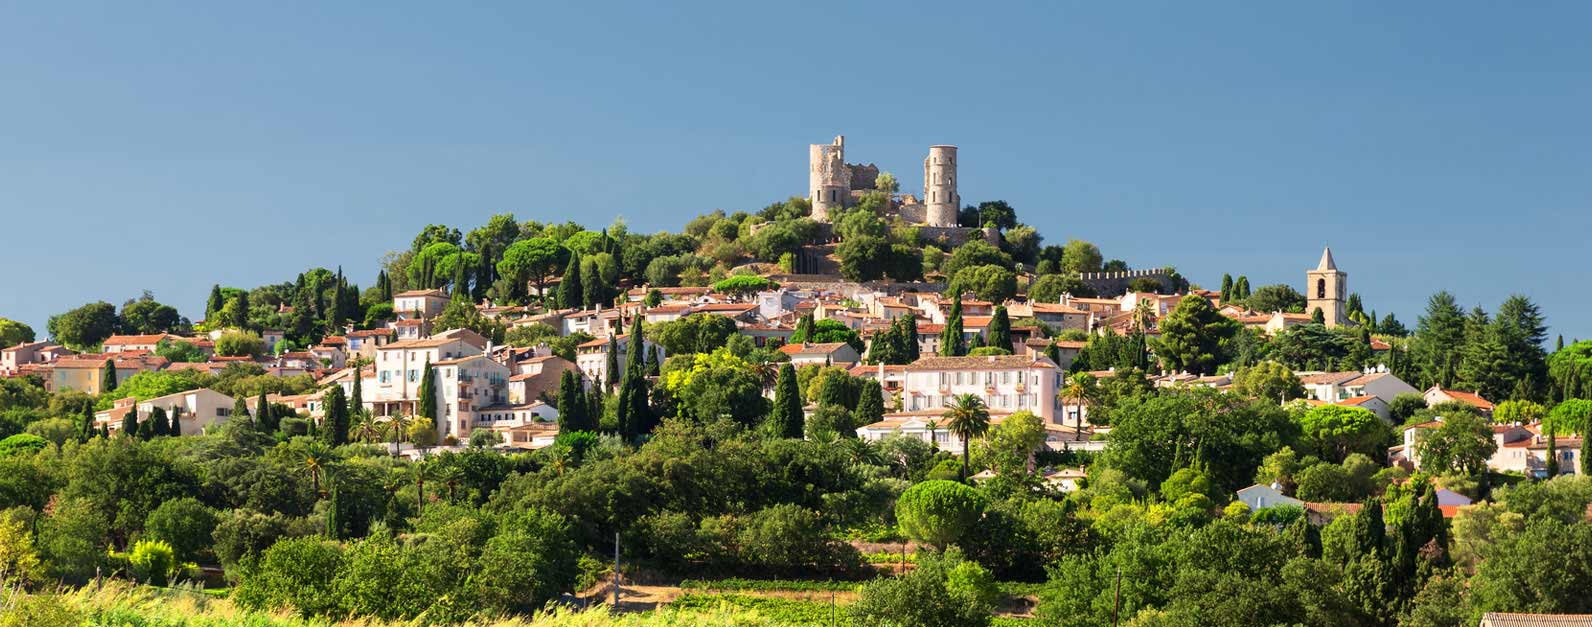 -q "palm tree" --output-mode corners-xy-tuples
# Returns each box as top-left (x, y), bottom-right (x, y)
(353, 412), (382, 445)
(300, 440), (334, 498)
(436, 465), (464, 503)
(943, 394), (990, 481)
(414, 459), (433, 515)
(841, 437), (881, 467)
(1060, 372), (1094, 441)
(386, 413), (414, 456)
